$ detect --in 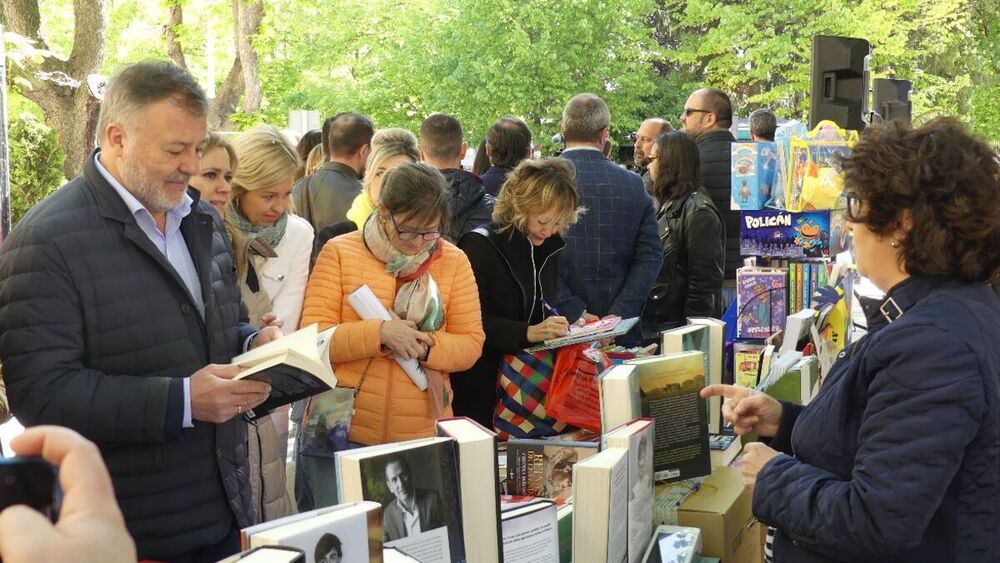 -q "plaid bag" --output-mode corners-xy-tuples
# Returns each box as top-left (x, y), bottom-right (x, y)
(493, 349), (569, 440)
